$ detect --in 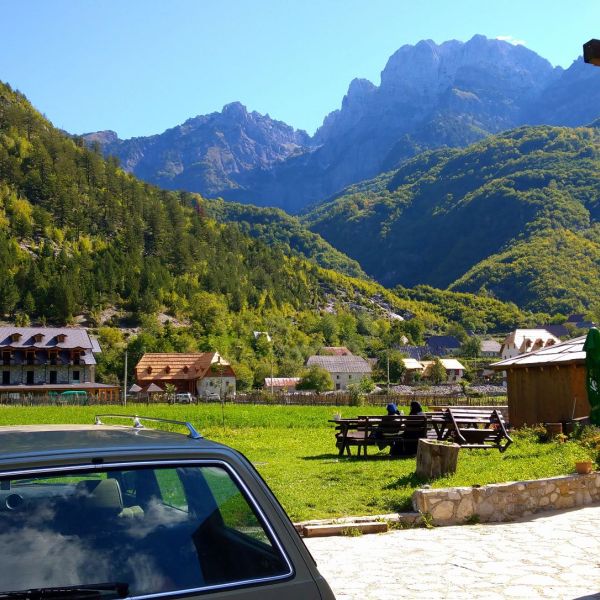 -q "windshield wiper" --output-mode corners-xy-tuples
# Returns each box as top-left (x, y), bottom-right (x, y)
(0, 582), (129, 599)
